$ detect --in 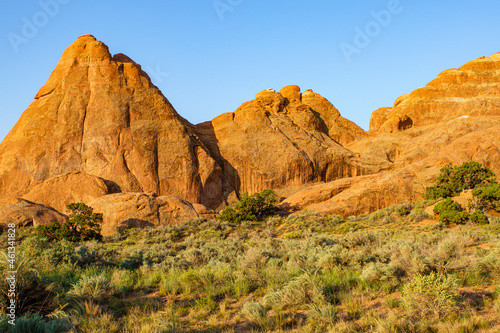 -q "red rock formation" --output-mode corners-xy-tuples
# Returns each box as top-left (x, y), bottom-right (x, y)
(0, 198), (66, 227)
(0, 35), (223, 208)
(194, 87), (390, 199)
(377, 53), (500, 133)
(285, 52), (500, 217)
(2, 36), (500, 230)
(88, 193), (200, 236)
(23, 171), (111, 212)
